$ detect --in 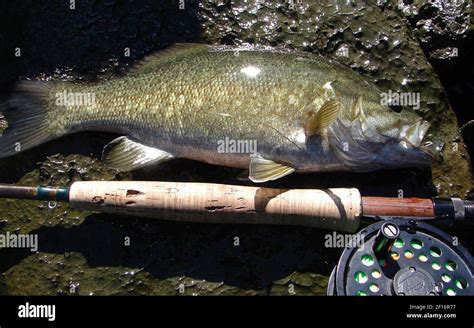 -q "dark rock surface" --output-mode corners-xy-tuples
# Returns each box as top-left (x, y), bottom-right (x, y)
(0, 0), (472, 296)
